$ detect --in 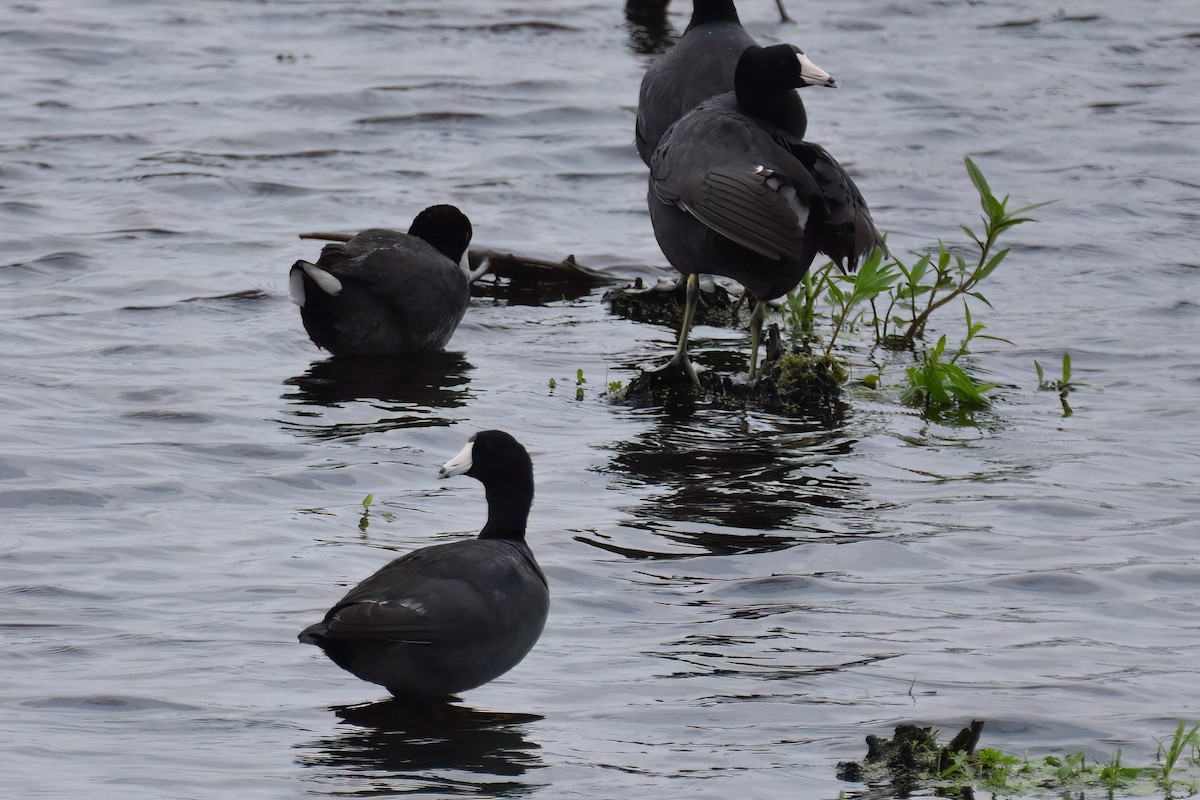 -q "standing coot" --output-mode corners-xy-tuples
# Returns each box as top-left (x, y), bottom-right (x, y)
(289, 204), (472, 356)
(299, 430), (548, 698)
(647, 43), (885, 383)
